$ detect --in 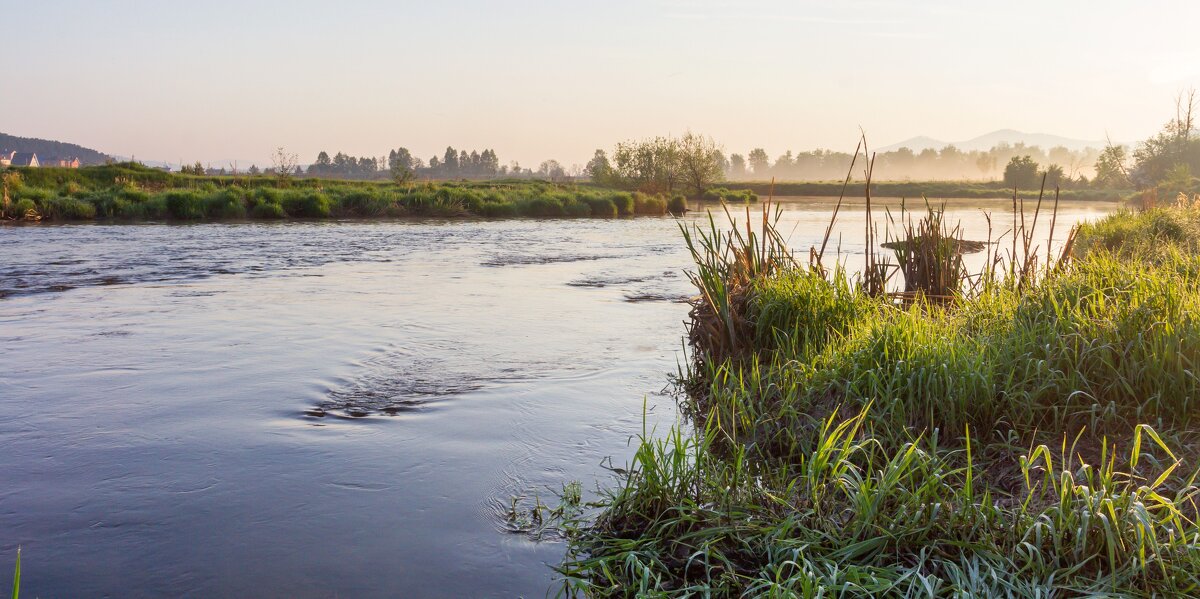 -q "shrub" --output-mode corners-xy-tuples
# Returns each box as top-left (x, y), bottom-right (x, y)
(38, 196), (97, 220)
(562, 198), (593, 217)
(667, 194), (688, 215)
(280, 191), (331, 218)
(479, 201), (518, 218)
(204, 190), (247, 219)
(611, 192), (634, 215)
(164, 191), (206, 219)
(582, 196), (618, 217)
(520, 196), (565, 217)
(633, 192), (666, 215)
(12, 198), (36, 217)
(250, 201), (286, 219)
